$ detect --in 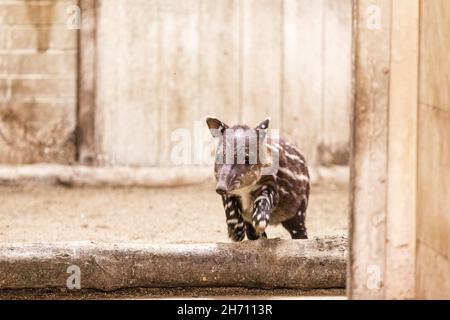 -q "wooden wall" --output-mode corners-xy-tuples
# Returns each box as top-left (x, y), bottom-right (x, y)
(386, 0), (418, 299)
(88, 0), (353, 167)
(351, 0), (450, 299)
(0, 0), (352, 167)
(416, 0), (450, 299)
